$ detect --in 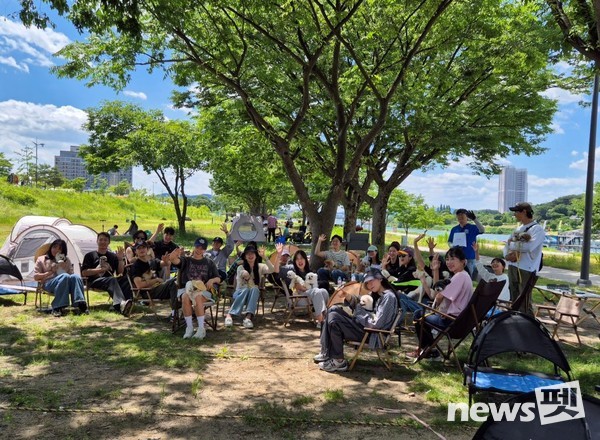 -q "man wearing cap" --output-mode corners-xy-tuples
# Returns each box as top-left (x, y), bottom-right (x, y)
(206, 223), (234, 281)
(448, 208), (485, 278)
(267, 247), (294, 288)
(129, 241), (178, 316)
(503, 202), (545, 315)
(170, 237), (221, 339)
